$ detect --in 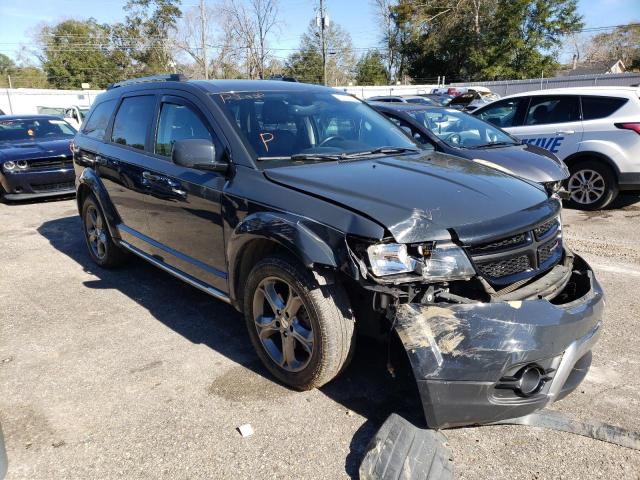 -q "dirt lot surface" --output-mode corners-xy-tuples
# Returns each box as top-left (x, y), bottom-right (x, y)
(1, 193), (639, 479)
